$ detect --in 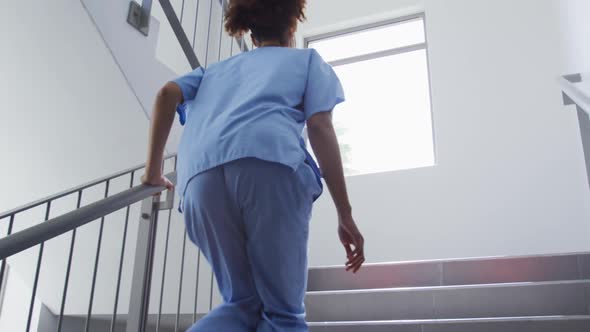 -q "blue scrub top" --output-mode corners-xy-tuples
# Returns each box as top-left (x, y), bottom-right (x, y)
(172, 47), (345, 198)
